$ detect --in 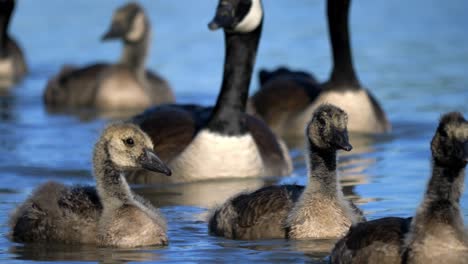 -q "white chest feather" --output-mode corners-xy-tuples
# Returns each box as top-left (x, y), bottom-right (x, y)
(96, 72), (151, 110)
(291, 89), (388, 135)
(169, 130), (265, 182)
